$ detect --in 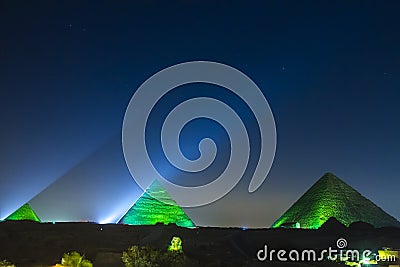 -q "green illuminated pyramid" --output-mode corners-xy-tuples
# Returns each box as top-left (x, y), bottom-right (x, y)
(272, 173), (400, 229)
(5, 203), (41, 222)
(119, 180), (195, 228)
